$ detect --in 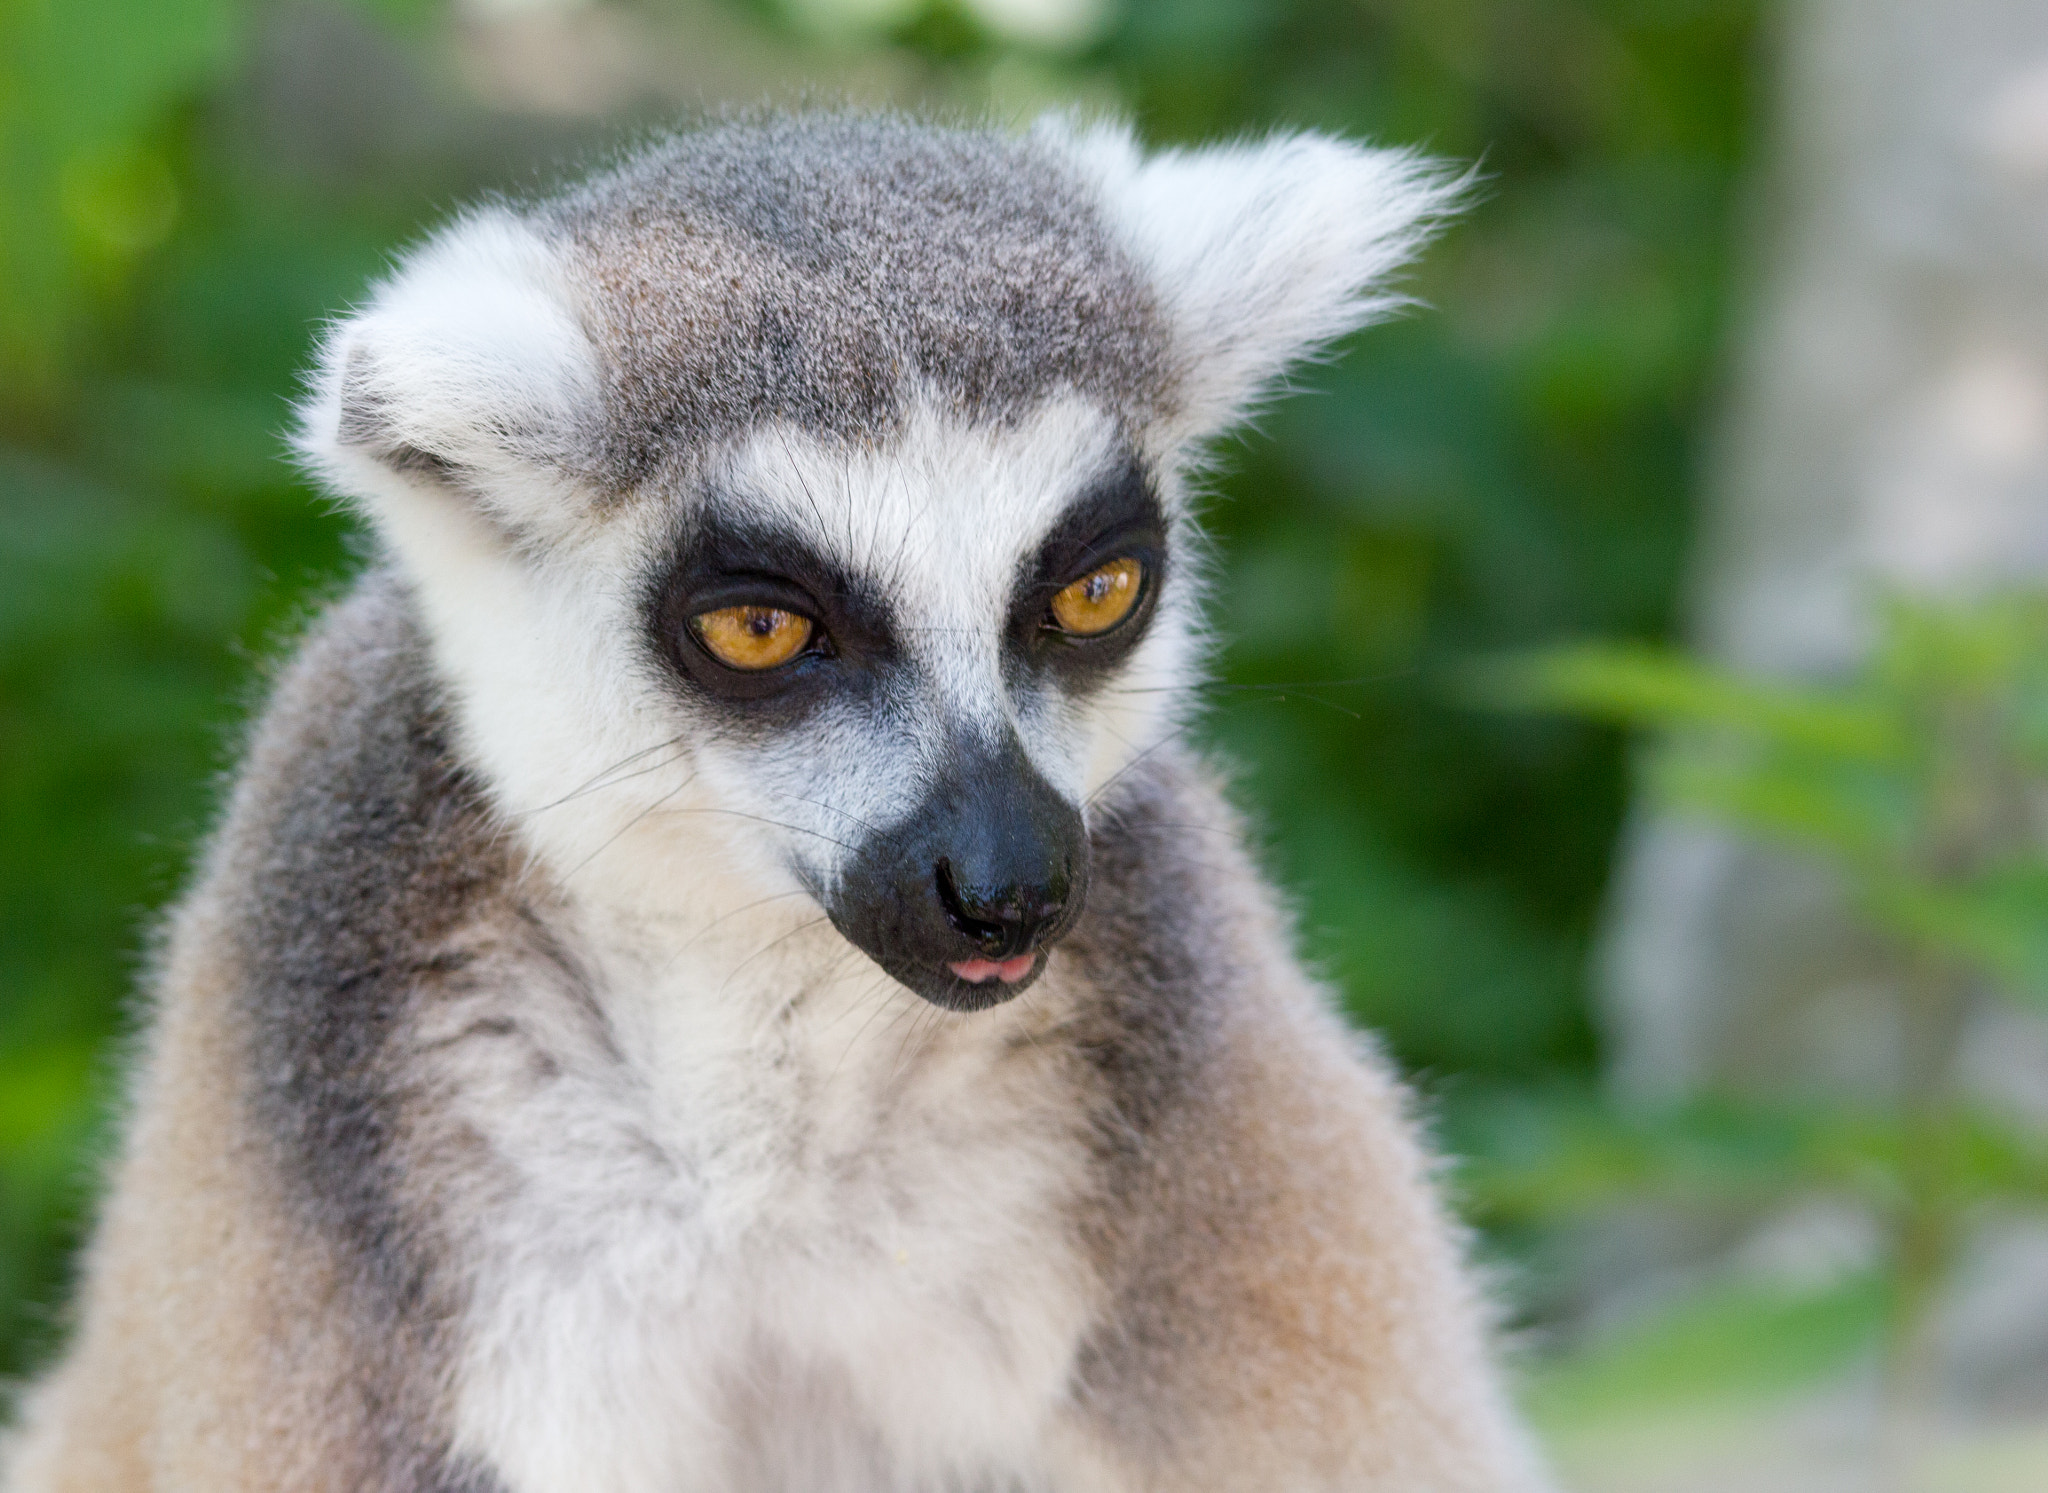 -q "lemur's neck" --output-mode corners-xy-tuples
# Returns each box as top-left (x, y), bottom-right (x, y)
(514, 792), (1071, 1142)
